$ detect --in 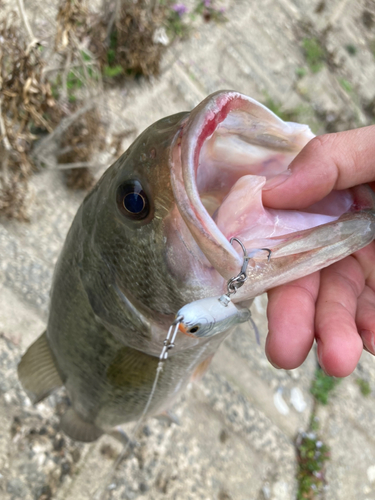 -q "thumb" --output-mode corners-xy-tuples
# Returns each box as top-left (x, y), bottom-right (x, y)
(262, 125), (375, 210)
